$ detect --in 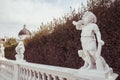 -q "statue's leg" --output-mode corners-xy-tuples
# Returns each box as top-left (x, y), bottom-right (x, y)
(82, 50), (93, 69)
(88, 50), (96, 64)
(89, 50), (96, 68)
